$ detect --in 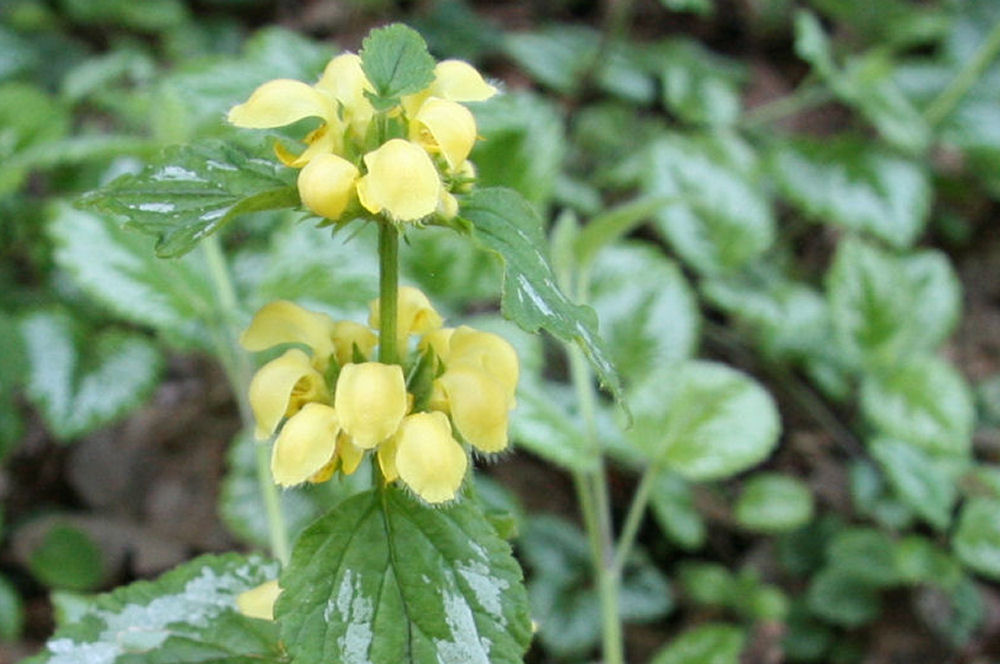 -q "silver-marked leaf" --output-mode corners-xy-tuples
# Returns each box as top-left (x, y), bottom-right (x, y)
(827, 237), (961, 368)
(25, 553), (282, 664)
(651, 38), (743, 126)
(277, 487), (532, 664)
(629, 361), (781, 481)
(49, 204), (214, 348)
(589, 242), (700, 385)
(860, 355), (974, 457)
(458, 187), (624, 408)
(510, 378), (598, 473)
(640, 132), (774, 274)
(21, 311), (162, 441)
(769, 137), (931, 248)
(79, 141), (298, 258)
(869, 438), (960, 530)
